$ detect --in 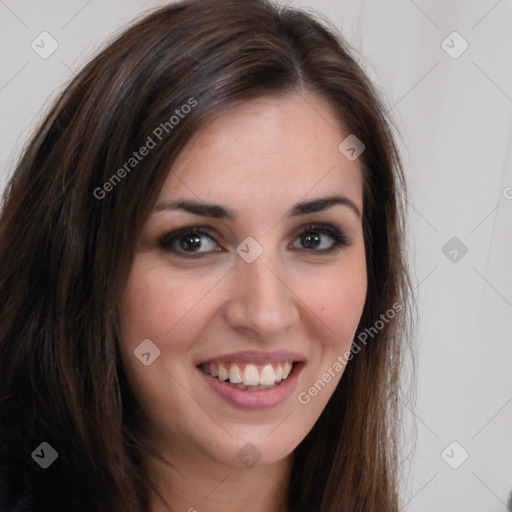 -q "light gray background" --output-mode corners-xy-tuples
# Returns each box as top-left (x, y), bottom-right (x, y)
(1, 1), (511, 510)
